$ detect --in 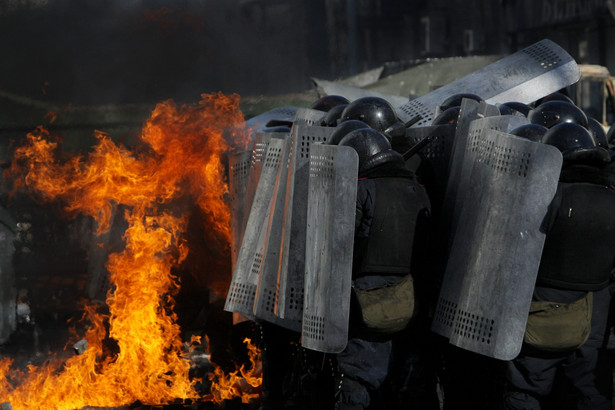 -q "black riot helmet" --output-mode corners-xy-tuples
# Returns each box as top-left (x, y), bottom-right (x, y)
(432, 106), (461, 125)
(542, 122), (610, 164)
(328, 120), (370, 145)
(310, 95), (350, 112)
(535, 92), (574, 106)
(586, 117), (609, 149)
(340, 97), (405, 139)
(528, 100), (588, 129)
(499, 101), (532, 117)
(510, 124), (549, 143)
(338, 128), (404, 175)
(438, 93), (483, 111)
(320, 104), (348, 127)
